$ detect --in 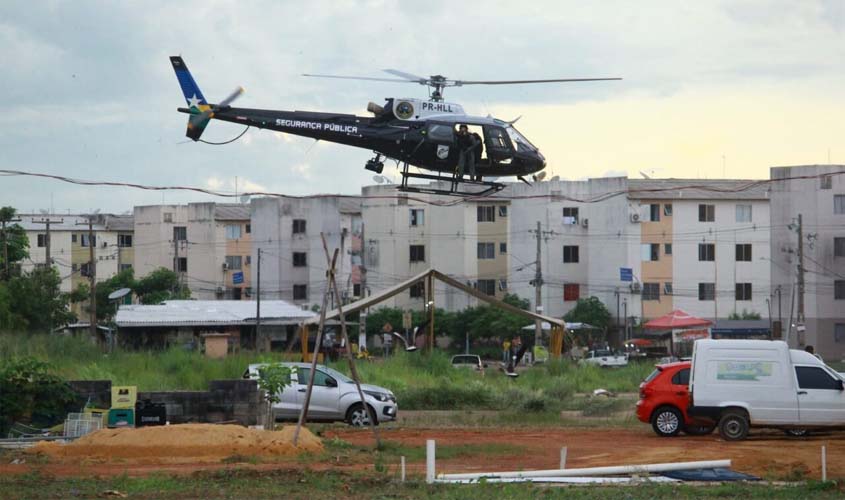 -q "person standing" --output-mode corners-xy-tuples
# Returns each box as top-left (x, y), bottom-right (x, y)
(381, 323), (394, 358)
(502, 338), (511, 363)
